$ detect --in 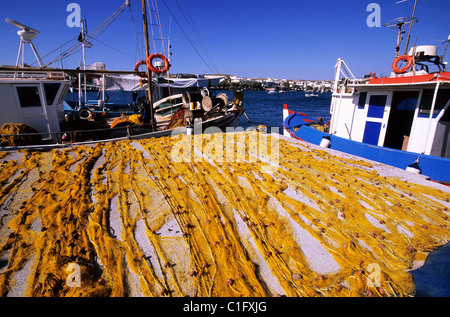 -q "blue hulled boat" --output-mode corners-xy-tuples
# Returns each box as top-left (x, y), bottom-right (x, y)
(283, 52), (450, 184)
